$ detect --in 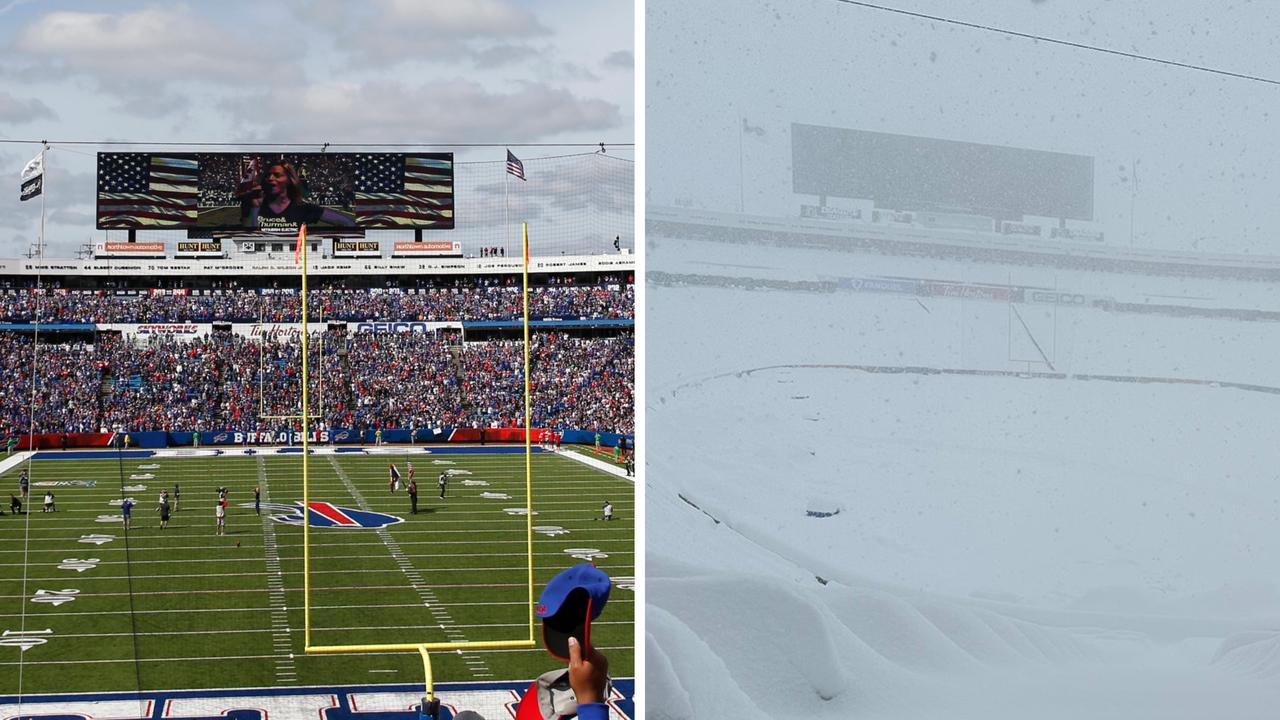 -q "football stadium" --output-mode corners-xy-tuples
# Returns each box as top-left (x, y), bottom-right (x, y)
(1, 149), (635, 719)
